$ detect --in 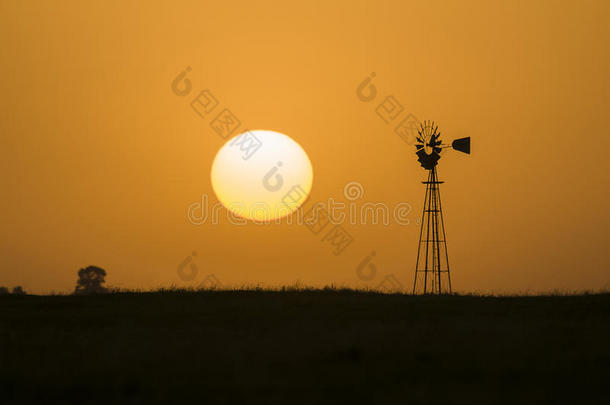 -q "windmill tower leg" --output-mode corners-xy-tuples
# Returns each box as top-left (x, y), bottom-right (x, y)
(413, 167), (452, 294)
